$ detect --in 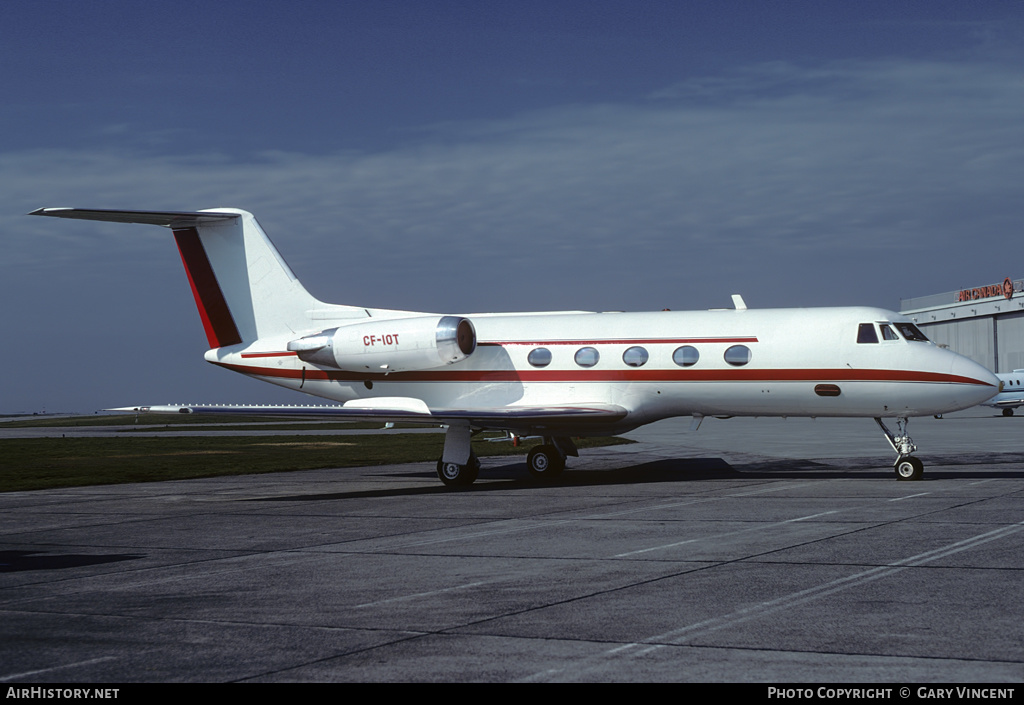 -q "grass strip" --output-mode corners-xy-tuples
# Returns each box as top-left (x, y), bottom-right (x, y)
(0, 434), (632, 492)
